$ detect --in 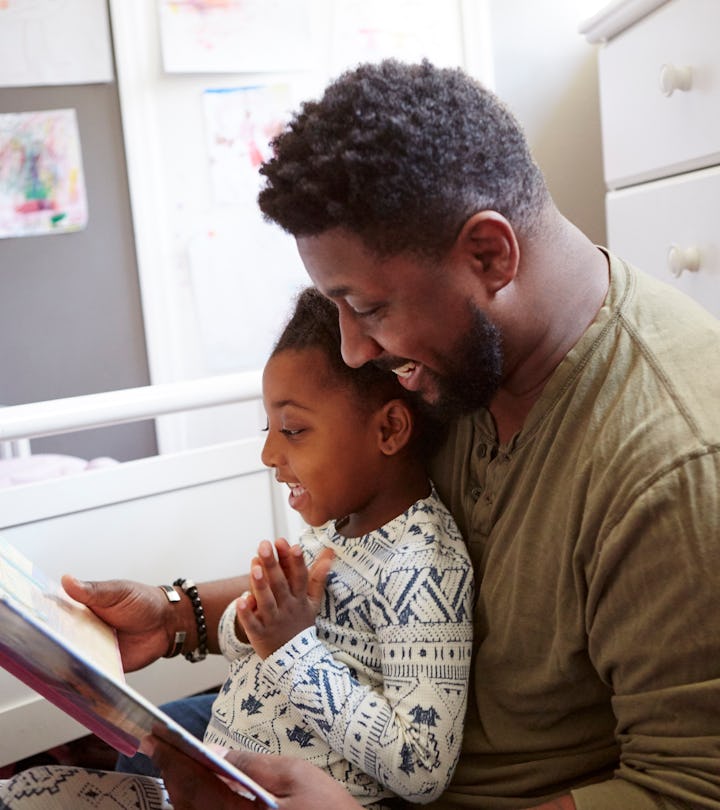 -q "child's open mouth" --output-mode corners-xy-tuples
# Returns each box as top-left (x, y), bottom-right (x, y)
(288, 483), (307, 510)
